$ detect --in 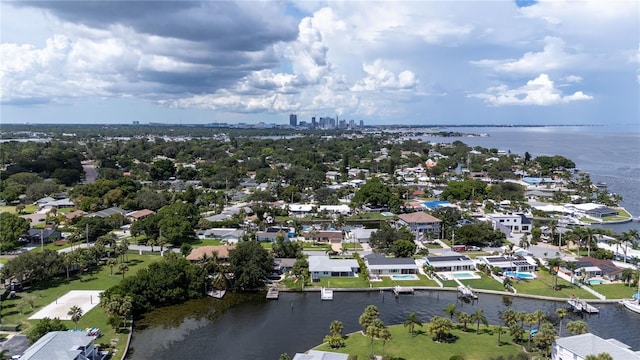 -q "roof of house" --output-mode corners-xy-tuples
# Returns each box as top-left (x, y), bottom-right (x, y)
(127, 209), (154, 219)
(575, 257), (622, 275)
(186, 245), (235, 261)
(426, 255), (473, 263)
(555, 333), (640, 360)
(274, 258), (297, 268)
(65, 210), (86, 220)
(365, 253), (418, 267)
(308, 256), (359, 273)
(397, 212), (441, 223)
(87, 207), (127, 218)
(21, 331), (95, 360)
(26, 228), (61, 238)
(293, 350), (349, 360)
